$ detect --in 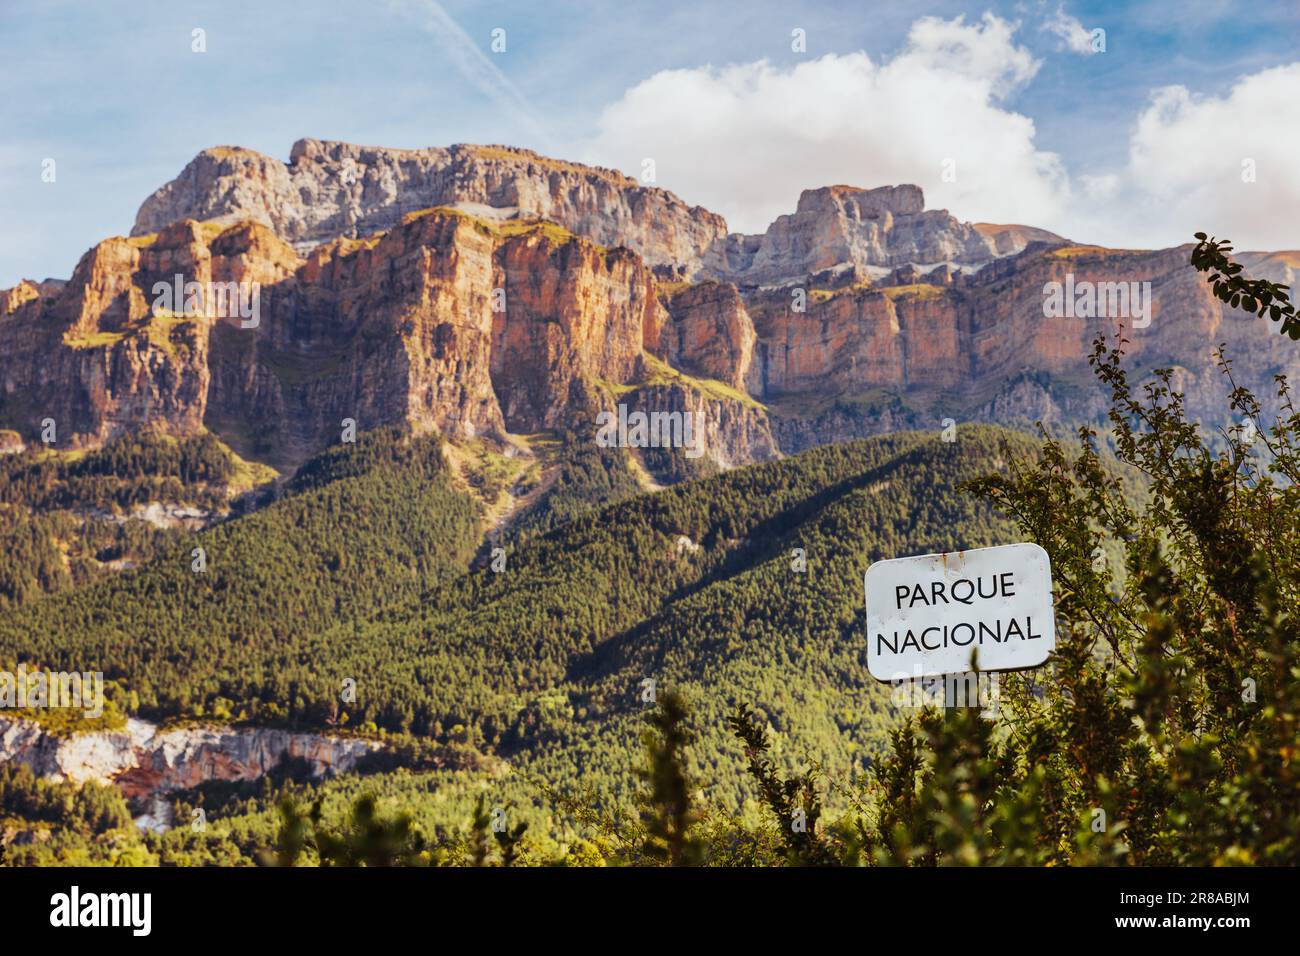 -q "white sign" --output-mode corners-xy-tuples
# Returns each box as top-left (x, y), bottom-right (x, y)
(865, 543), (1056, 682)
